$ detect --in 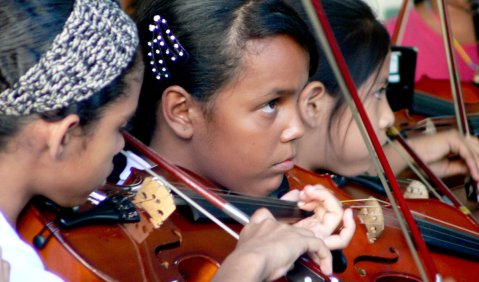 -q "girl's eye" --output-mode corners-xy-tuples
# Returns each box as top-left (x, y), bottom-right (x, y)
(374, 86), (387, 99)
(119, 121), (132, 132)
(261, 99), (279, 114)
